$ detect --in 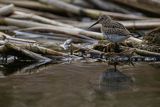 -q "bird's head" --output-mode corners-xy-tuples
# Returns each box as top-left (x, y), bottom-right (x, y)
(88, 15), (112, 29)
